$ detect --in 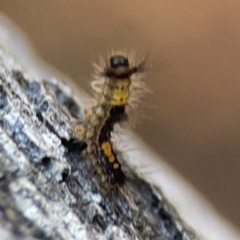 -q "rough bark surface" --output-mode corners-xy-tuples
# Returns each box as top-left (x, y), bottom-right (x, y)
(0, 16), (198, 240)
